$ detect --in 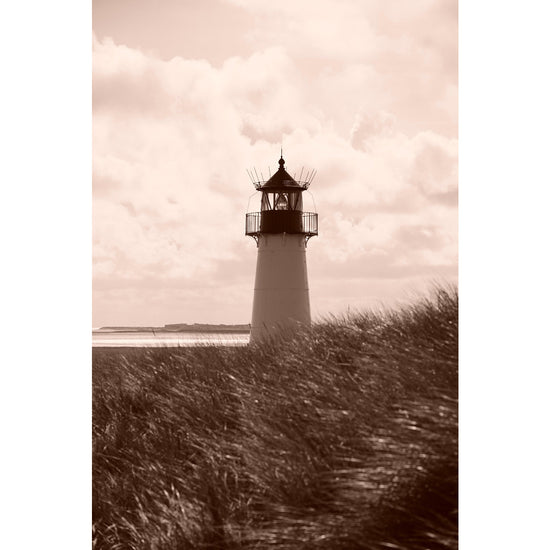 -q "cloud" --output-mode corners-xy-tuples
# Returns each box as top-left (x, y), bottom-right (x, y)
(409, 131), (458, 202)
(219, 0), (457, 135)
(351, 111), (397, 149)
(92, 0), (457, 325)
